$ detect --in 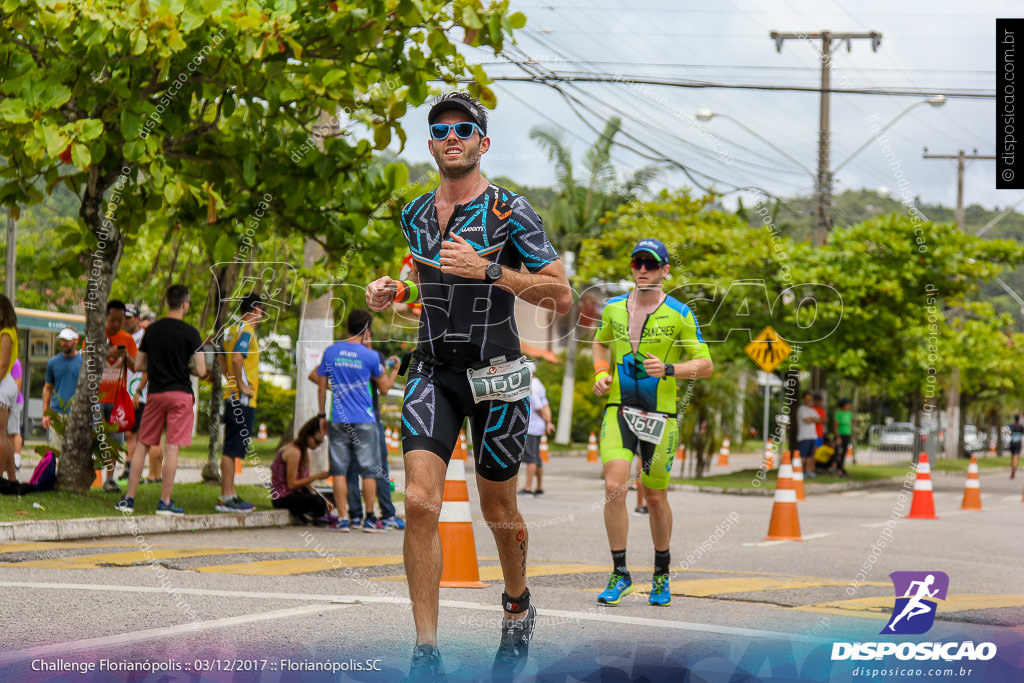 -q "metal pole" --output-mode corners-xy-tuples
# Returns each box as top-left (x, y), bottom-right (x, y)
(815, 33), (832, 249)
(763, 383), (770, 453)
(956, 150), (966, 230)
